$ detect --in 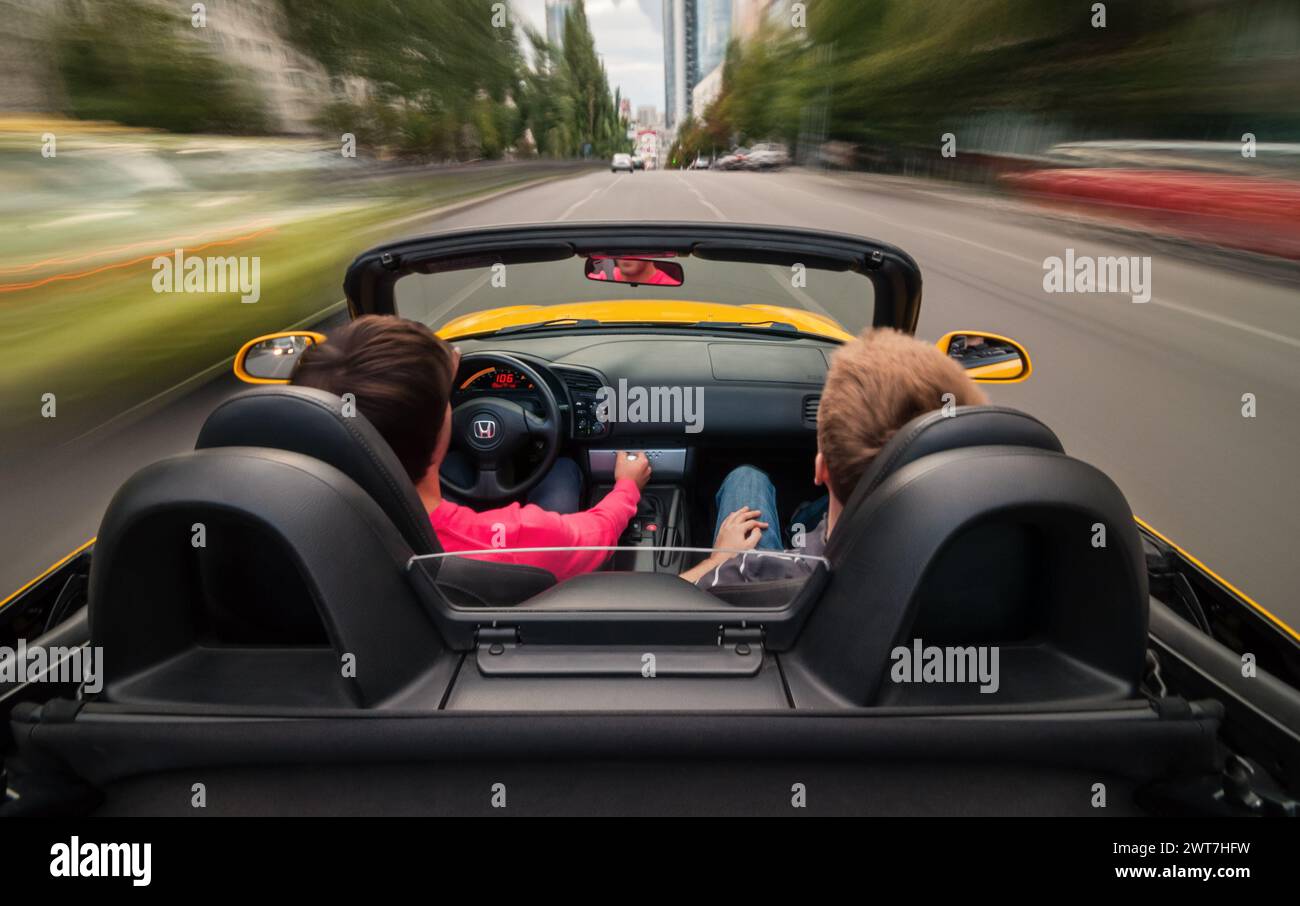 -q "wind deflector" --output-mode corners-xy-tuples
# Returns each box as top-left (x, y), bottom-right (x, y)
(343, 222), (923, 334)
